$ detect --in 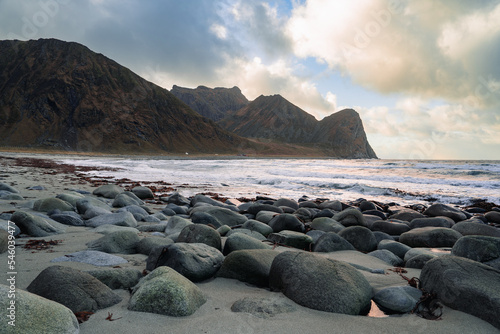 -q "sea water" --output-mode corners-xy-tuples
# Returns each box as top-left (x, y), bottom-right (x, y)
(58, 157), (500, 206)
